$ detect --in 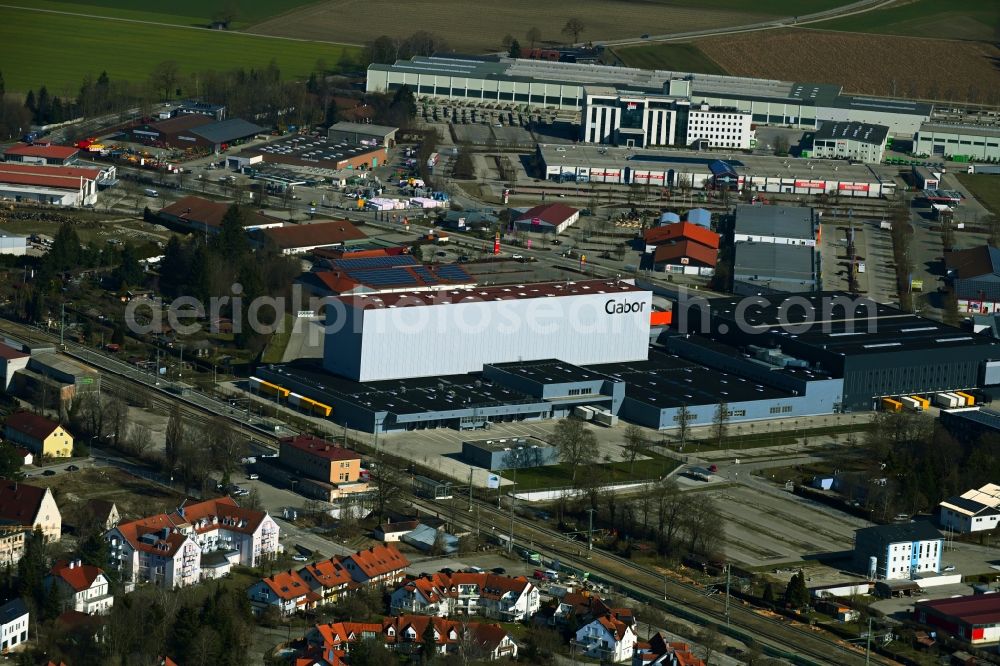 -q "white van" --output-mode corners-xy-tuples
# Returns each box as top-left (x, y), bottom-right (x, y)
(143, 188), (159, 197)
